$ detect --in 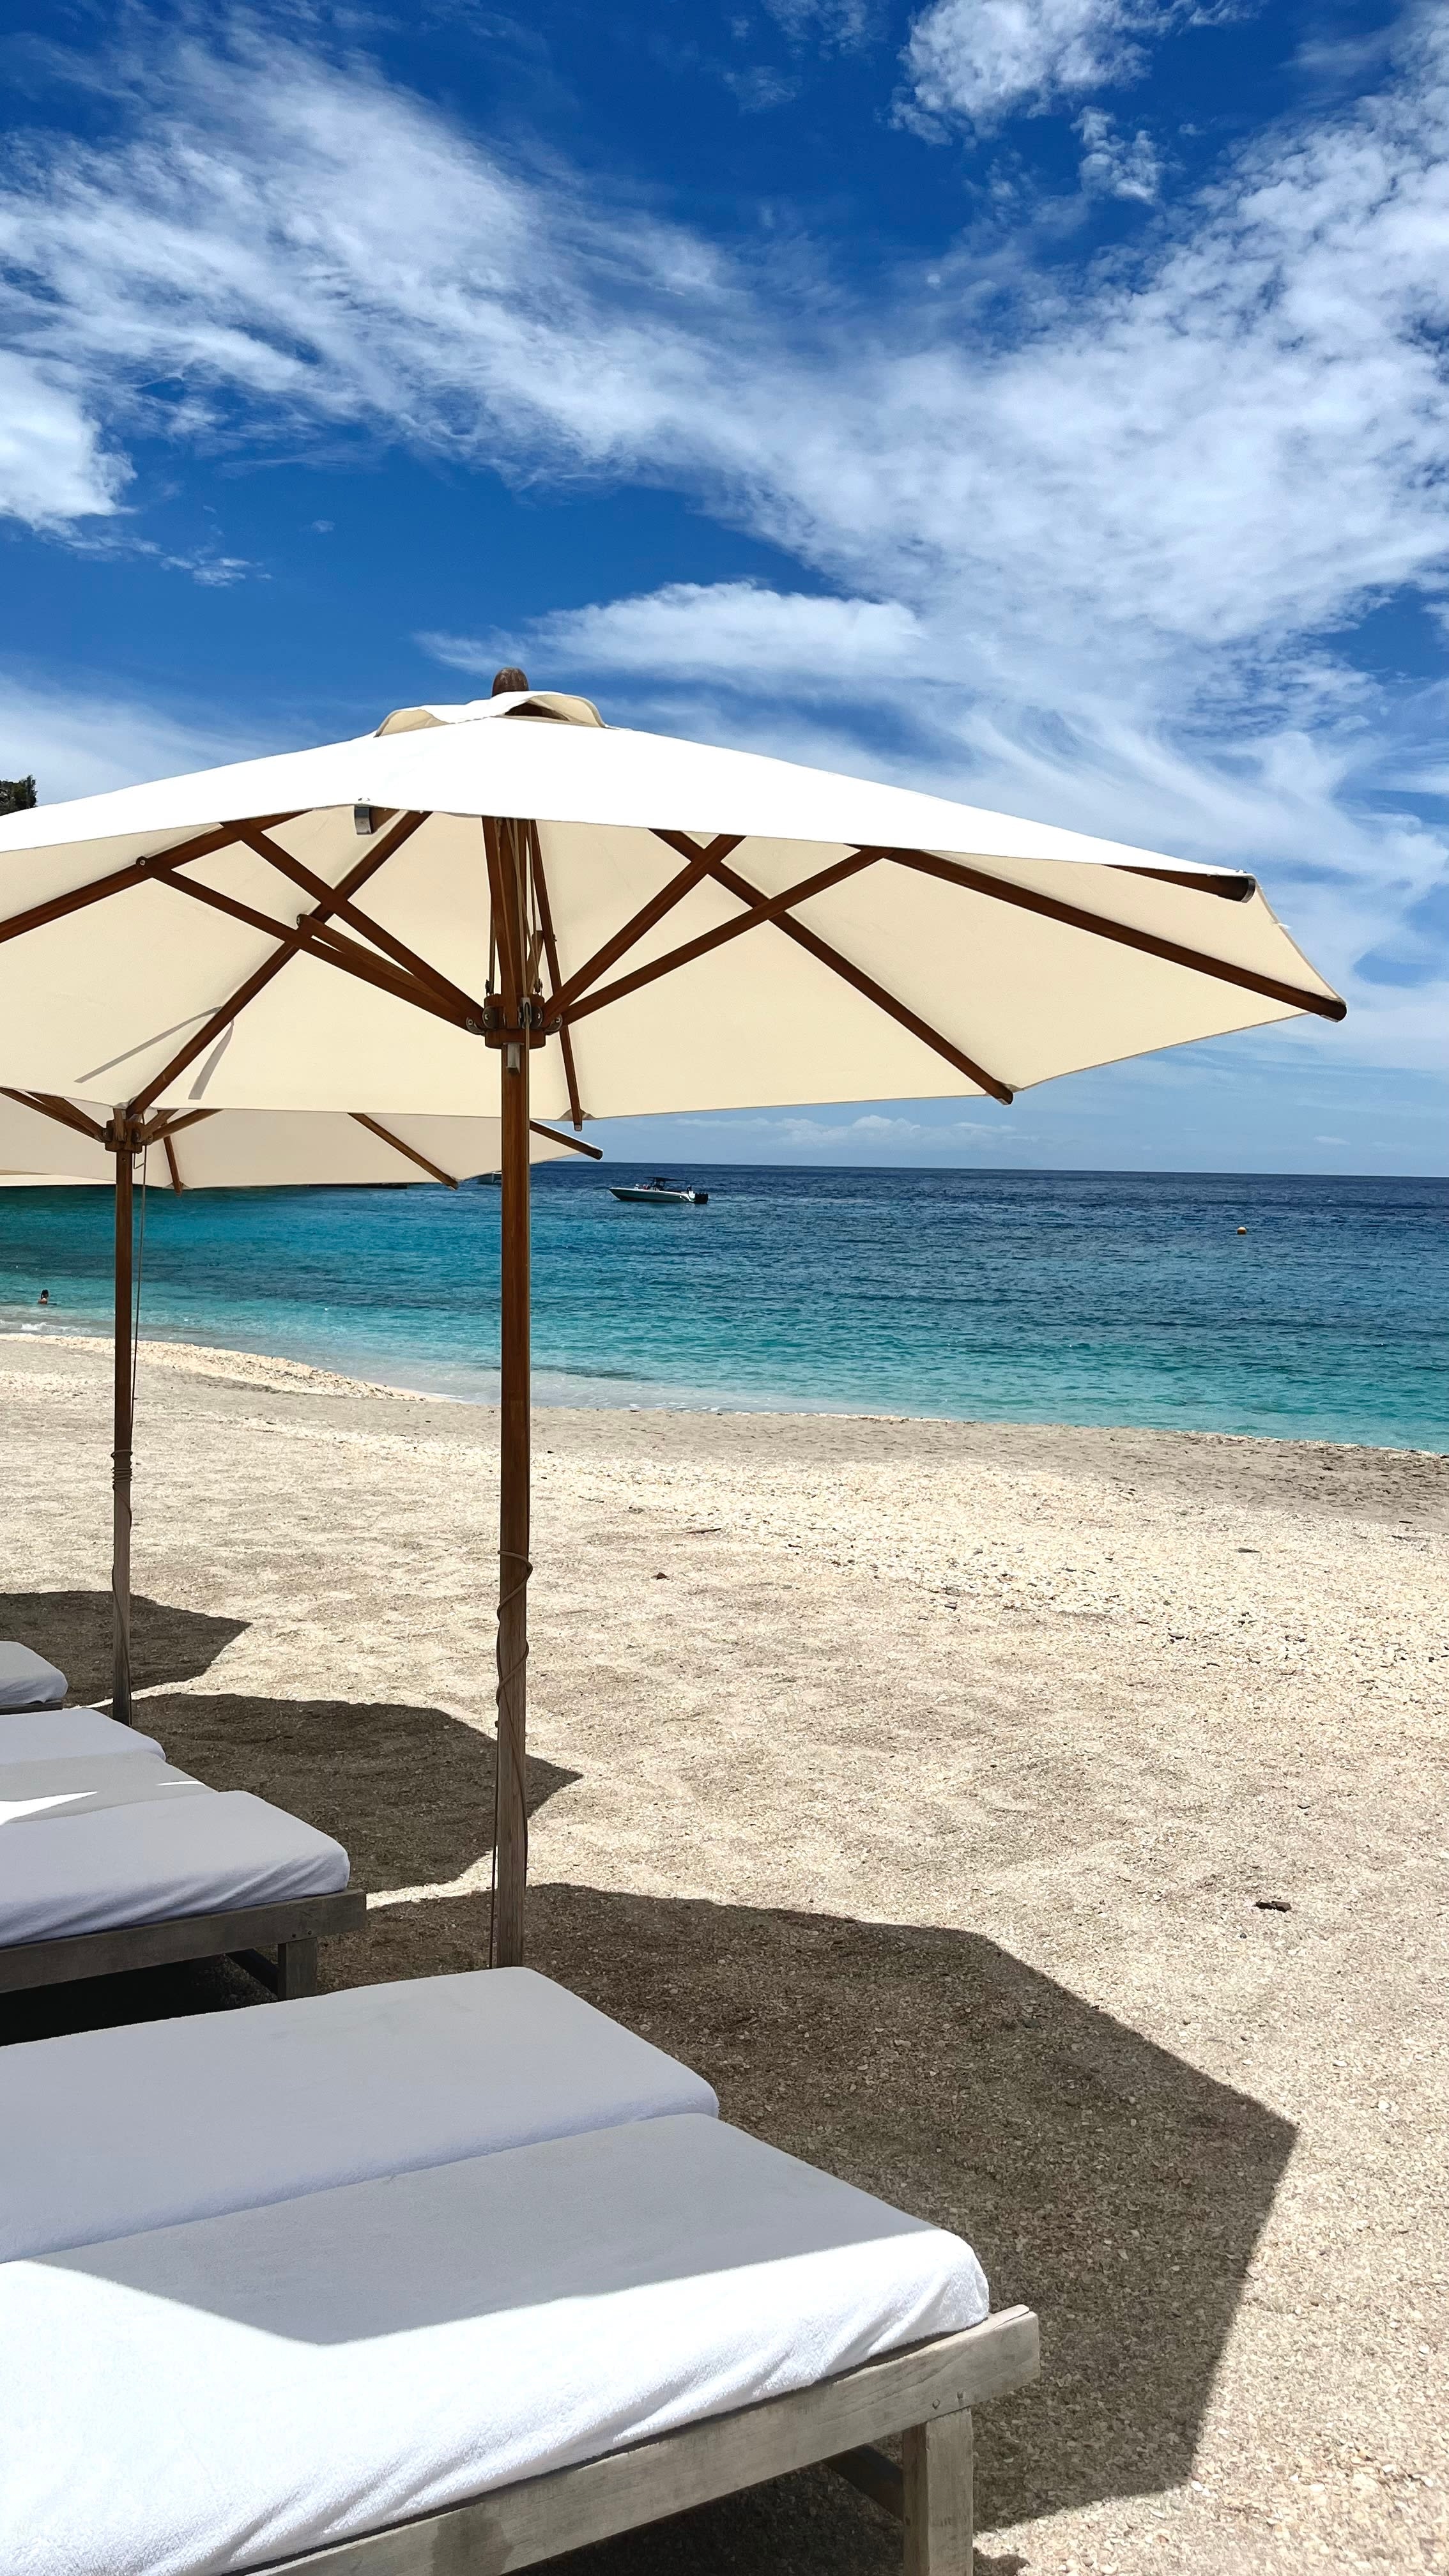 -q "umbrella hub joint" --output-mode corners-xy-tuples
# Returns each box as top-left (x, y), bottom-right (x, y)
(482, 993), (548, 1050)
(104, 1113), (147, 1156)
